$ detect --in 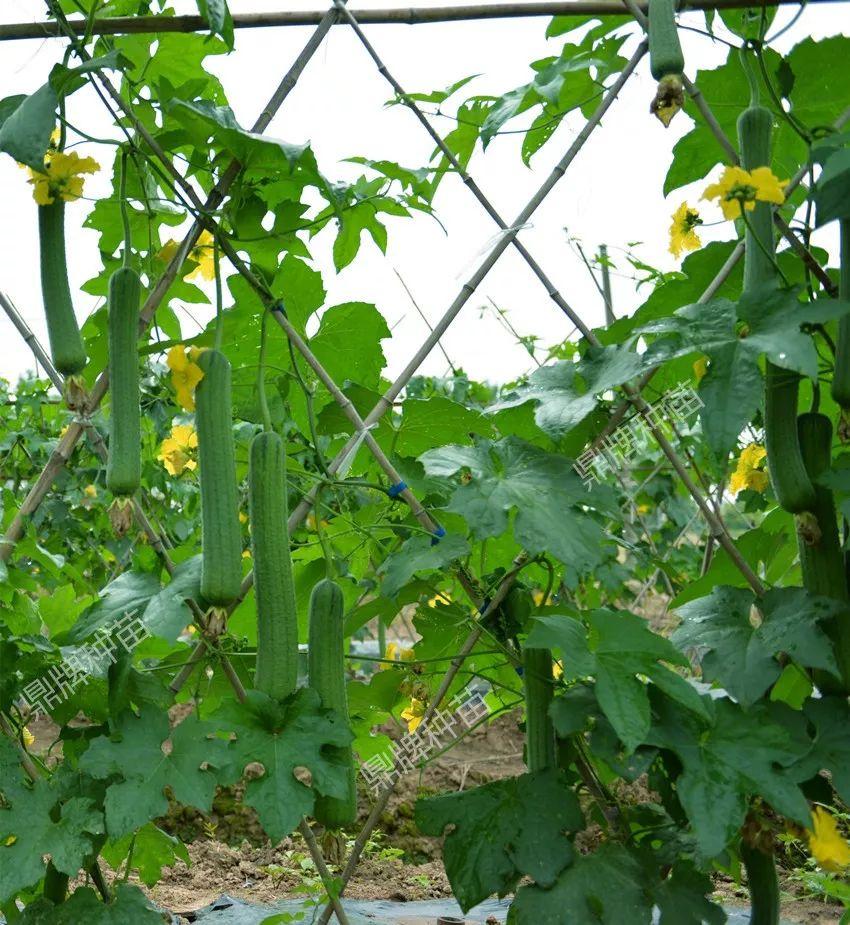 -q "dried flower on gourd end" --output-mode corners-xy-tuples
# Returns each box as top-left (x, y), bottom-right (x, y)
(650, 74), (684, 127)
(109, 496), (135, 536)
(838, 410), (850, 443)
(320, 829), (347, 865)
(742, 810), (775, 854)
(796, 511), (822, 546)
(64, 375), (88, 411)
(206, 606), (228, 638)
